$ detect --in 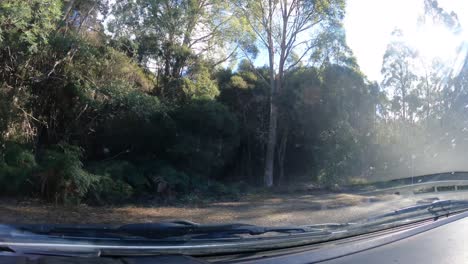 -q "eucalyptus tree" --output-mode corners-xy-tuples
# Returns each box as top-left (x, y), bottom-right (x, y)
(381, 30), (418, 122)
(62, 0), (109, 34)
(109, 0), (245, 98)
(235, 0), (346, 186)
